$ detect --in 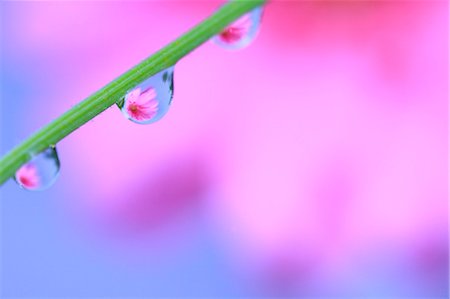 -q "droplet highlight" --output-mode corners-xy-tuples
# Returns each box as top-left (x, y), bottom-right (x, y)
(15, 146), (60, 191)
(118, 67), (174, 124)
(213, 7), (263, 50)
